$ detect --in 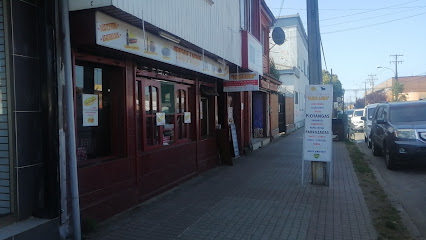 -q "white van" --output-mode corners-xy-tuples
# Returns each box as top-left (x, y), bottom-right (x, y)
(351, 108), (365, 132)
(361, 103), (378, 148)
